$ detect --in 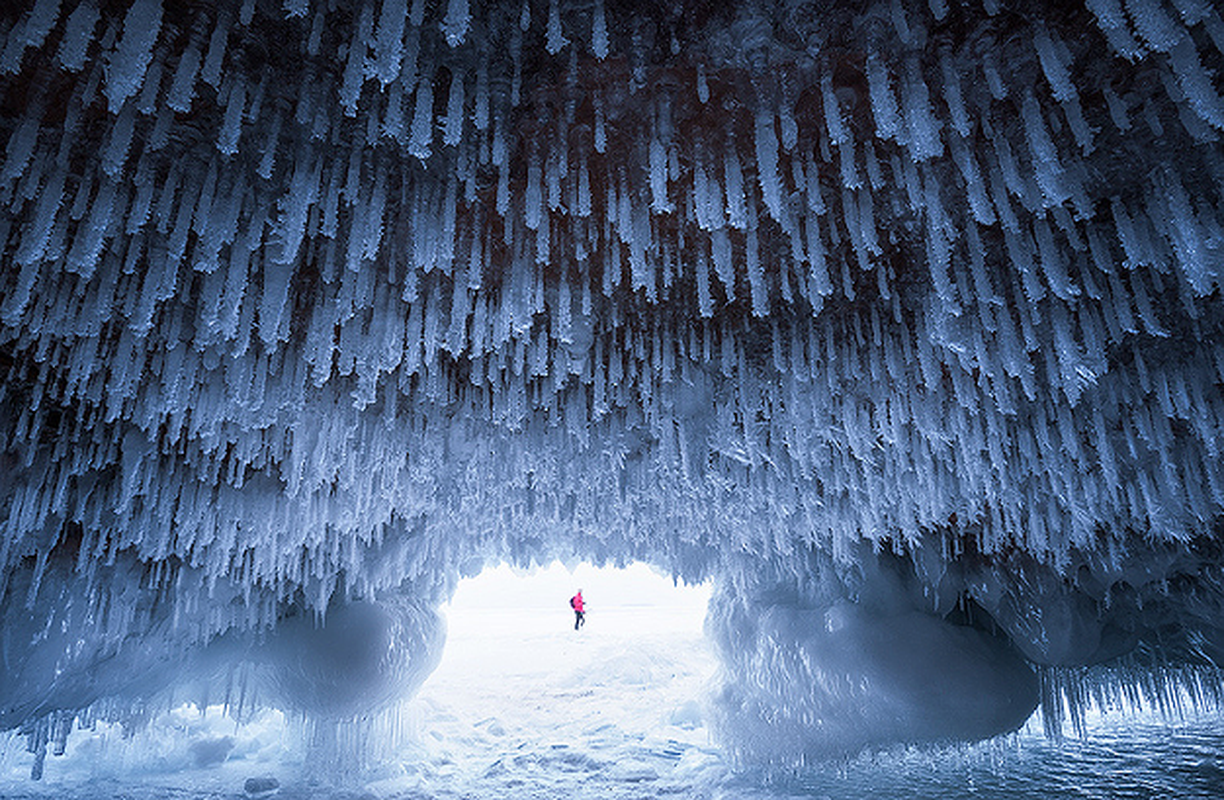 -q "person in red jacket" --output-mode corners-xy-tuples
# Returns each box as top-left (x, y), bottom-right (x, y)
(570, 589), (585, 630)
